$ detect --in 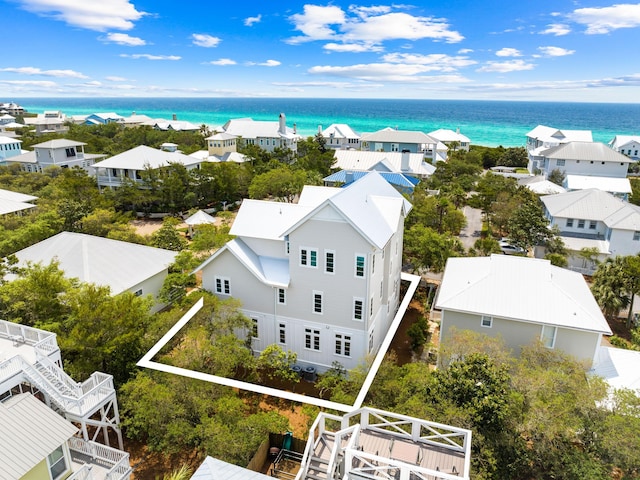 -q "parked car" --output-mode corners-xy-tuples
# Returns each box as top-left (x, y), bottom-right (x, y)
(498, 239), (525, 255)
